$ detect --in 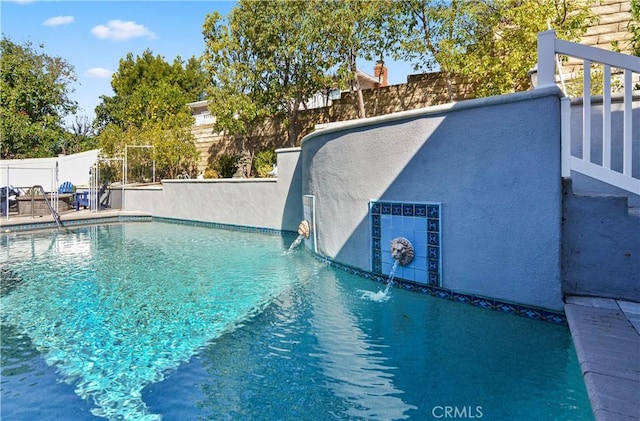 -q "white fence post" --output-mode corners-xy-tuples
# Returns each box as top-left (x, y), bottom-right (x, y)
(537, 30), (557, 89)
